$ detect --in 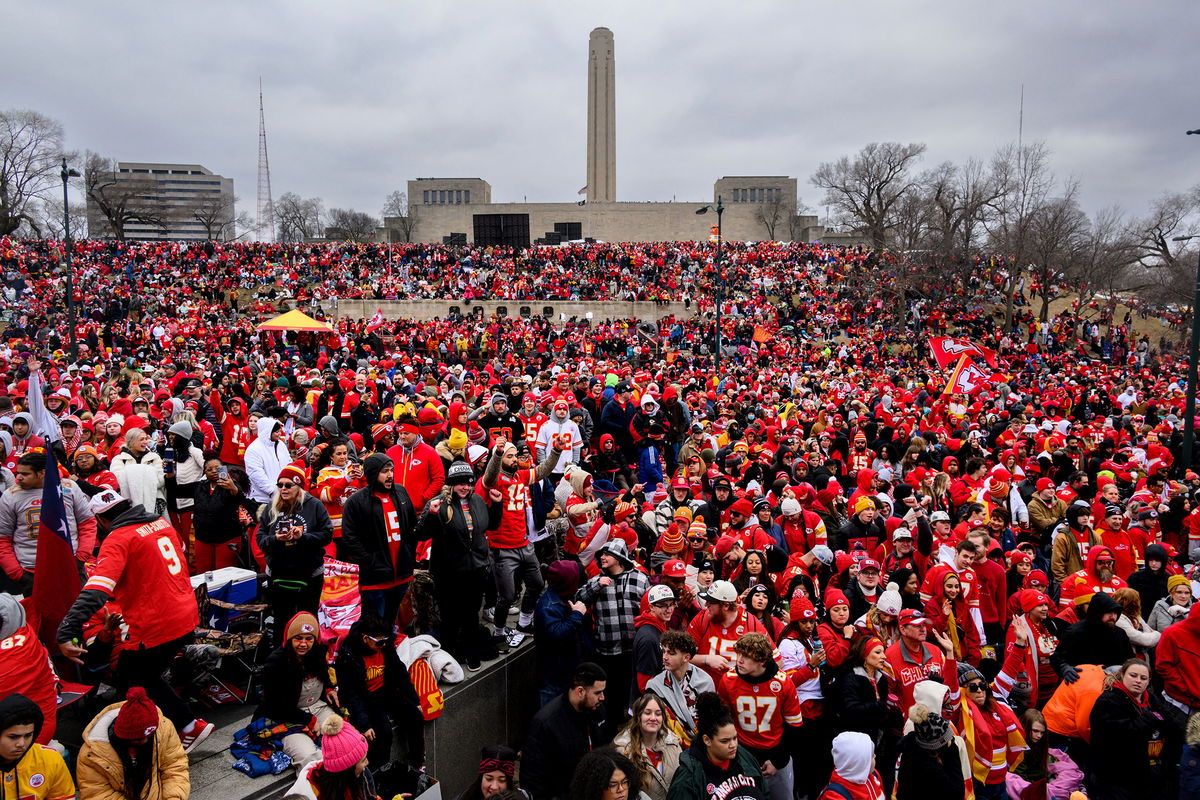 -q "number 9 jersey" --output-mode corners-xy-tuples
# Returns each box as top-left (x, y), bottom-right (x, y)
(83, 514), (199, 648)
